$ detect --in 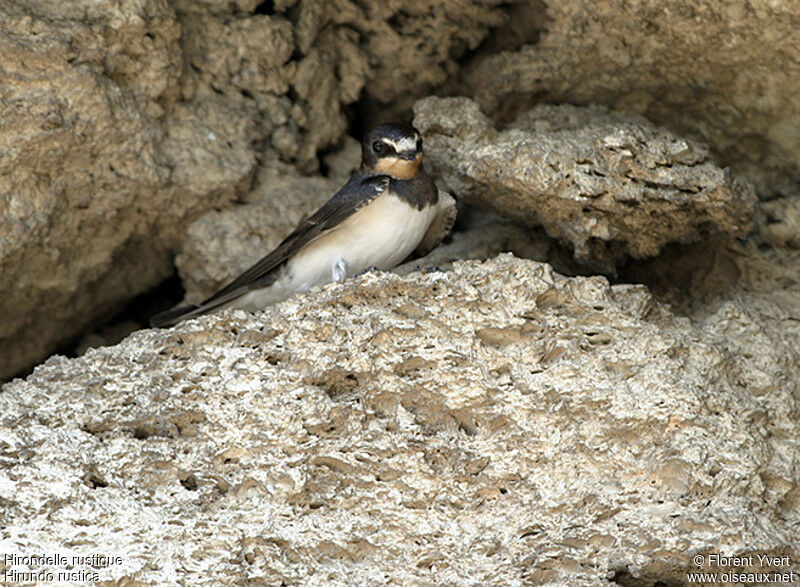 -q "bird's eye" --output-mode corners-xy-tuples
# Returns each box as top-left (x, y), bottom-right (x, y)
(372, 141), (384, 153)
